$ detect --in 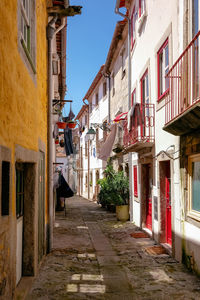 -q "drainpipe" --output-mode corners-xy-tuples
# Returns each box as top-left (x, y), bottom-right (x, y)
(46, 15), (67, 252)
(103, 72), (111, 123)
(115, 1), (133, 221)
(83, 99), (90, 200)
